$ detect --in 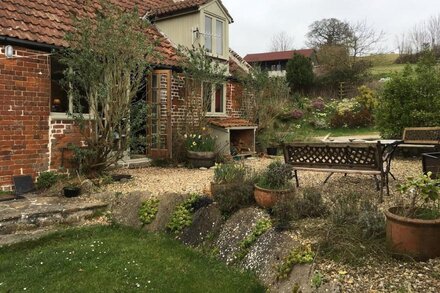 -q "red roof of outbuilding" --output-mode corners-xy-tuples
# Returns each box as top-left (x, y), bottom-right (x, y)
(244, 49), (315, 63)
